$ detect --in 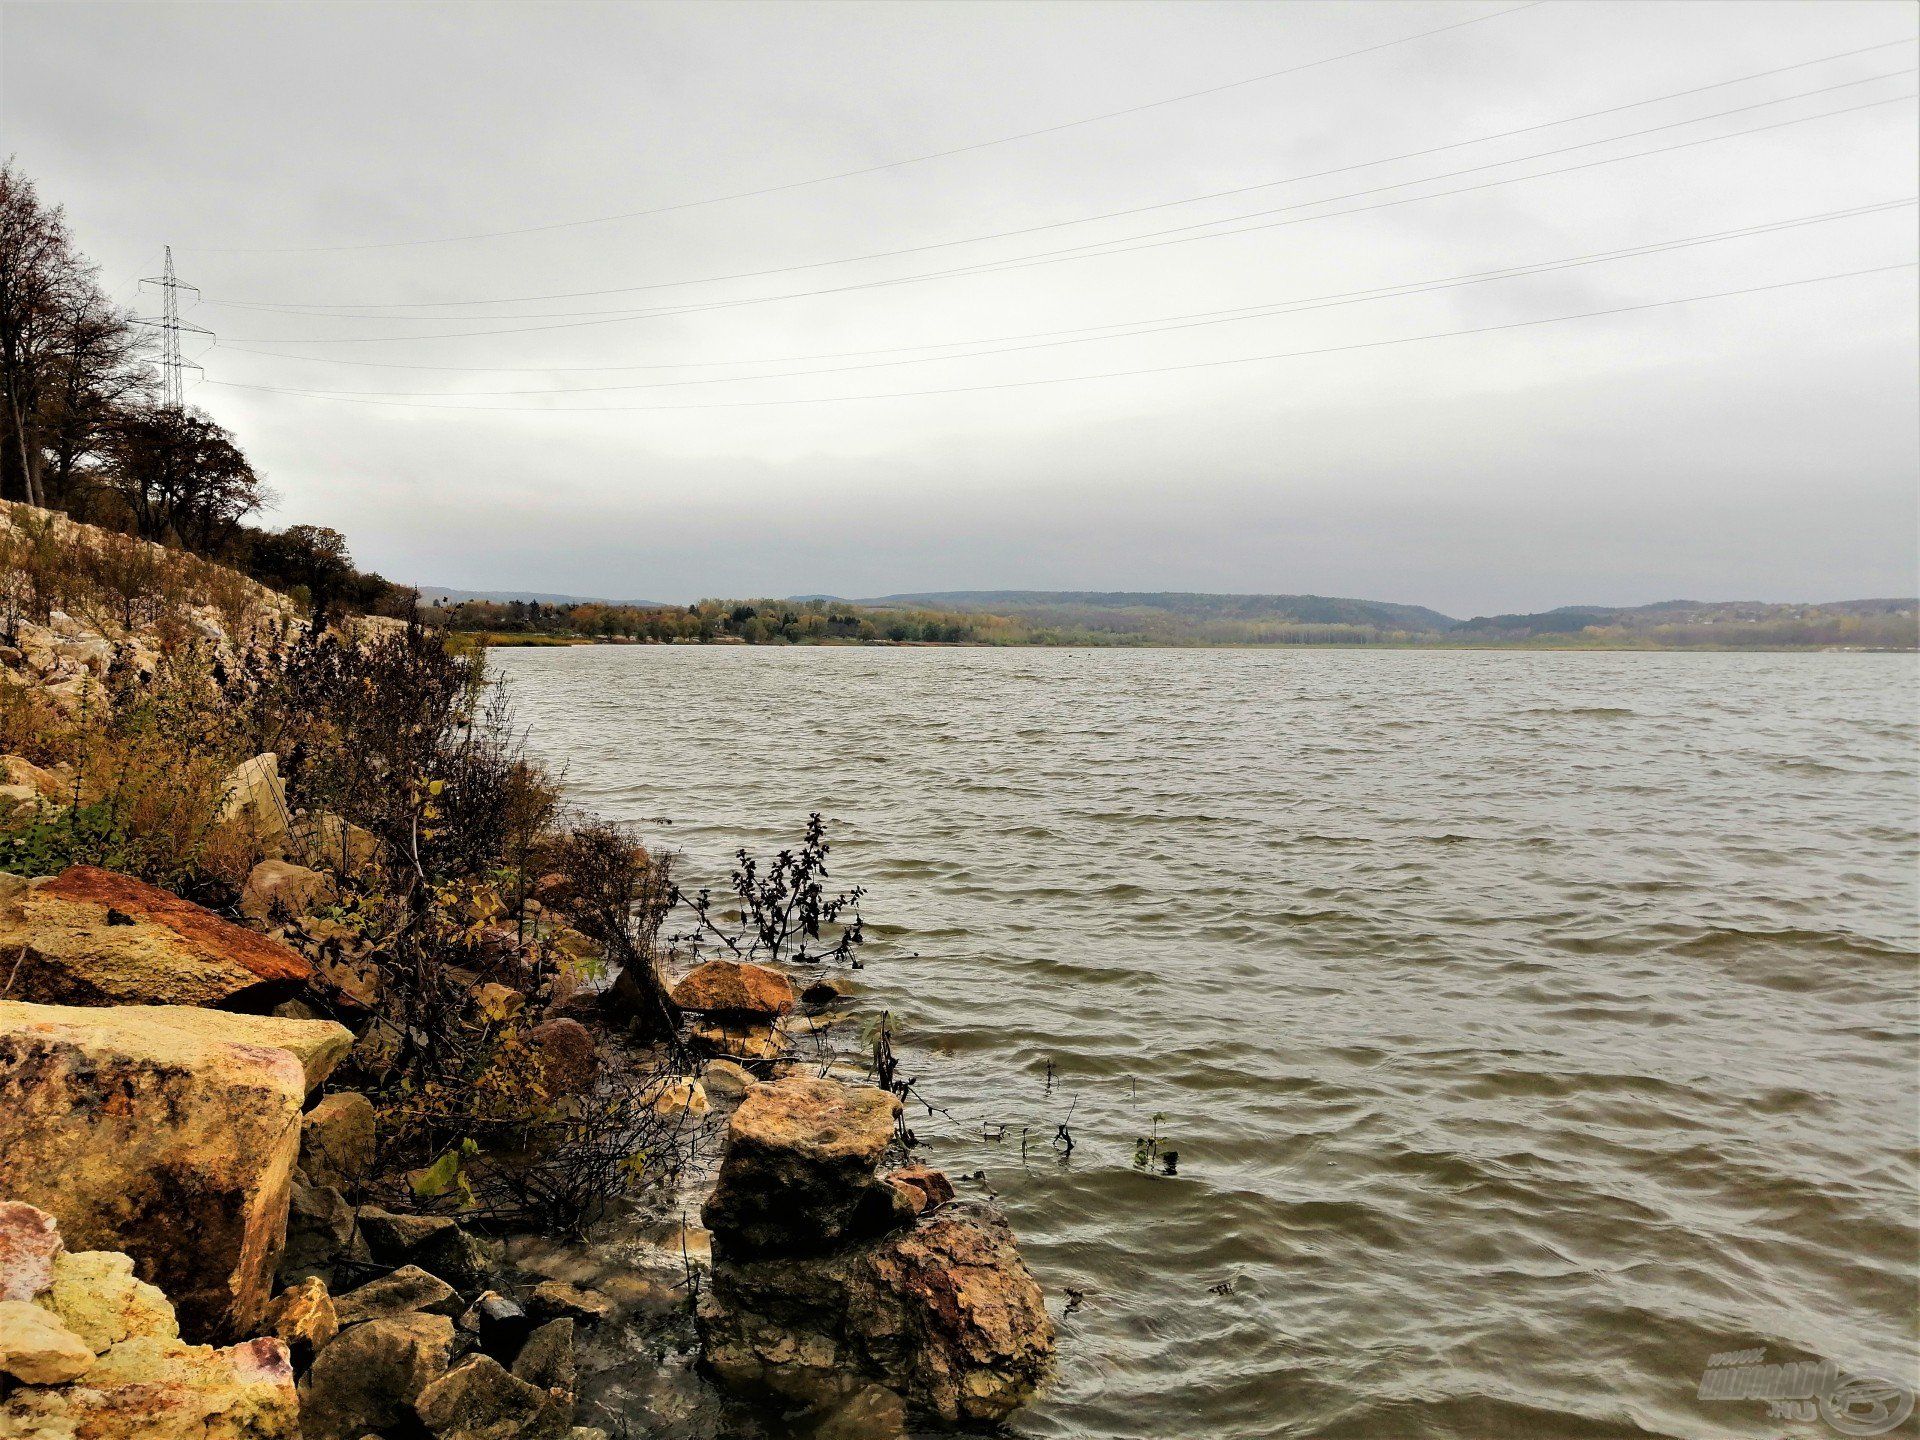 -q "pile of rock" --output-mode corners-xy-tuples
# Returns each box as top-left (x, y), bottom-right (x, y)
(289, 1263), (590, 1440)
(0, 1200), (298, 1440)
(697, 1076), (1054, 1426)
